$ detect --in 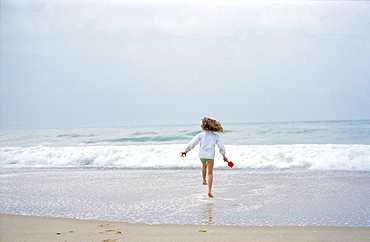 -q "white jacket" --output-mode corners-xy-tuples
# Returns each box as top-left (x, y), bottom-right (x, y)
(184, 131), (226, 159)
